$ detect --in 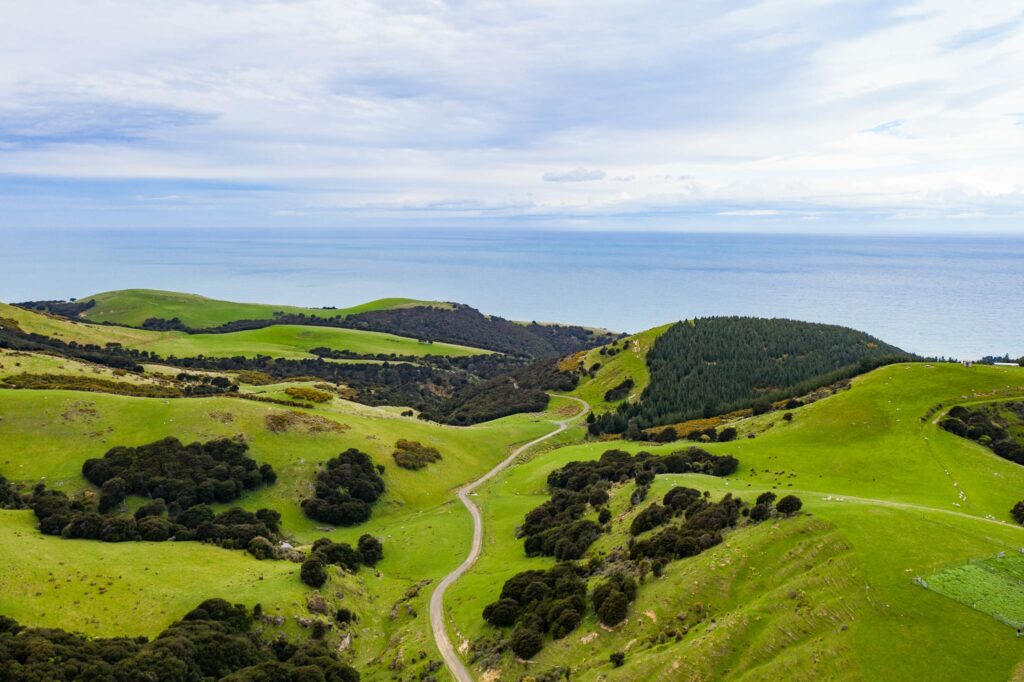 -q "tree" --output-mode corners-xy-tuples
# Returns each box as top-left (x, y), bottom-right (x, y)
(596, 590), (629, 626)
(99, 477), (127, 513)
(755, 491), (777, 507)
(610, 652), (625, 668)
(248, 536), (276, 560)
(749, 503), (771, 522)
(482, 598), (520, 627)
(300, 558), (328, 588)
(776, 495), (803, 516)
(138, 515), (171, 541)
(357, 534), (383, 566)
(510, 626), (543, 659)
(1011, 500), (1024, 525)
